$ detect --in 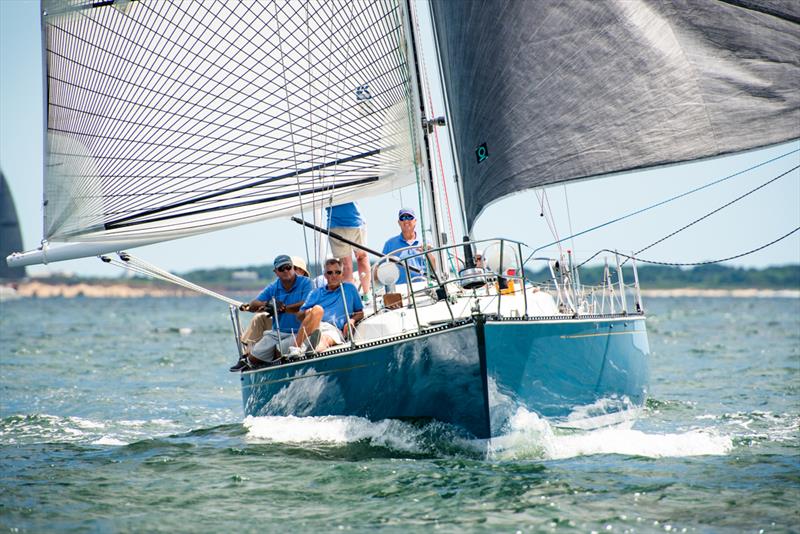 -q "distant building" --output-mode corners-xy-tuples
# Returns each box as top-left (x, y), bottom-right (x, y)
(231, 270), (258, 281)
(0, 171), (26, 281)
